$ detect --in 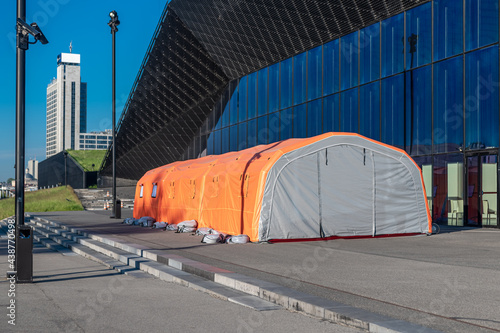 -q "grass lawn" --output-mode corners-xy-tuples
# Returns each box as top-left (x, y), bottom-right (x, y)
(0, 186), (83, 220)
(67, 149), (107, 171)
